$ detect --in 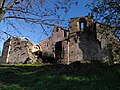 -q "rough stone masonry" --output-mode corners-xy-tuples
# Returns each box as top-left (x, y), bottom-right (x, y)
(0, 14), (115, 64)
(0, 37), (42, 64)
